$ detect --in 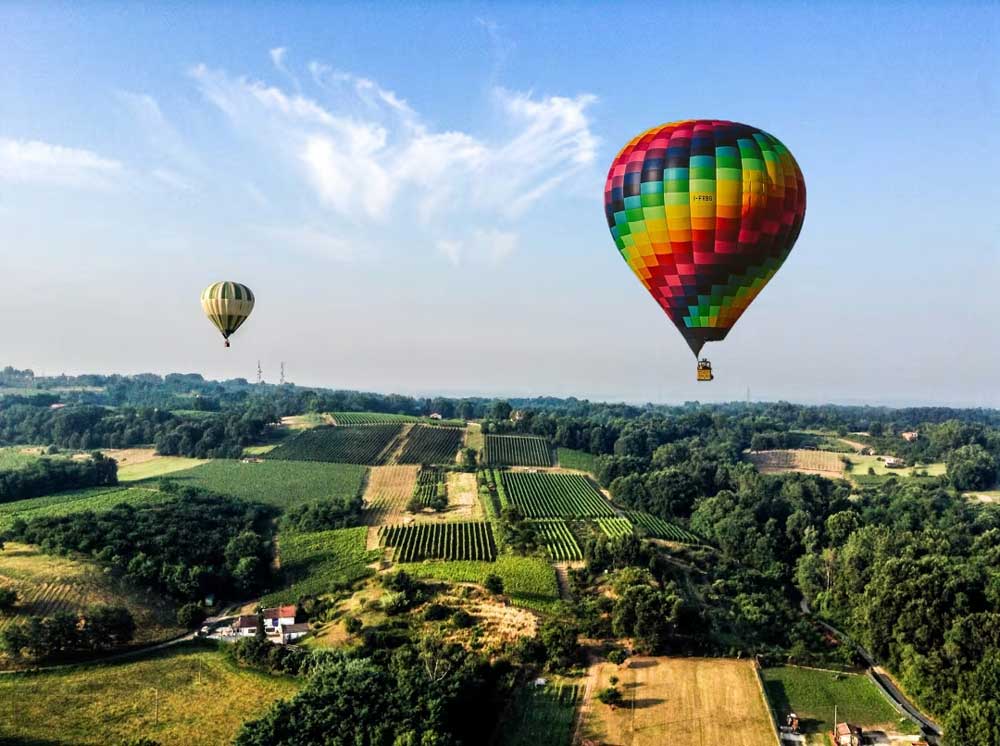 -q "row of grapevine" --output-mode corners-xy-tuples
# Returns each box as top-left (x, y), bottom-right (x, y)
(413, 467), (447, 507)
(596, 517), (634, 540)
(379, 521), (497, 562)
(500, 472), (615, 518)
(530, 520), (582, 561)
(625, 511), (701, 543)
(332, 412), (466, 427)
(266, 425), (402, 464)
(483, 435), (553, 467)
(398, 425), (464, 464)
